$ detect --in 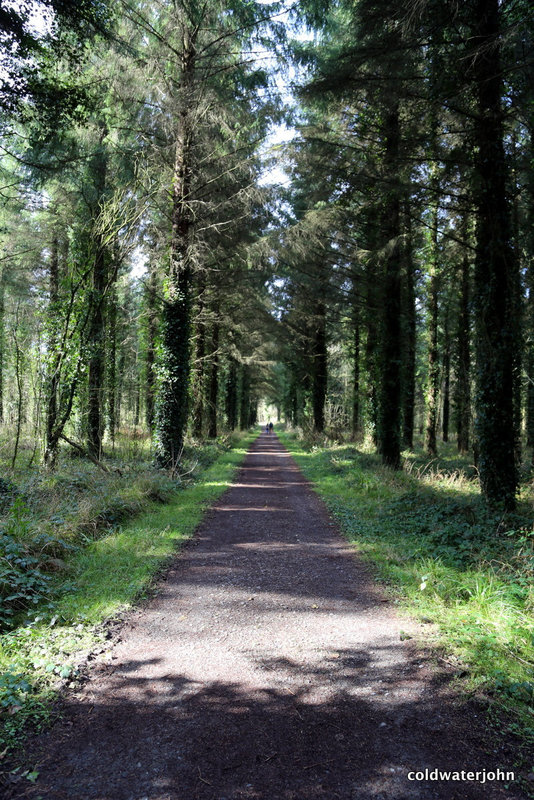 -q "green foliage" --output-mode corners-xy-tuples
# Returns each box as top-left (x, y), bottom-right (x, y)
(0, 477), (19, 512)
(0, 670), (31, 711)
(0, 527), (51, 632)
(0, 431), (240, 637)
